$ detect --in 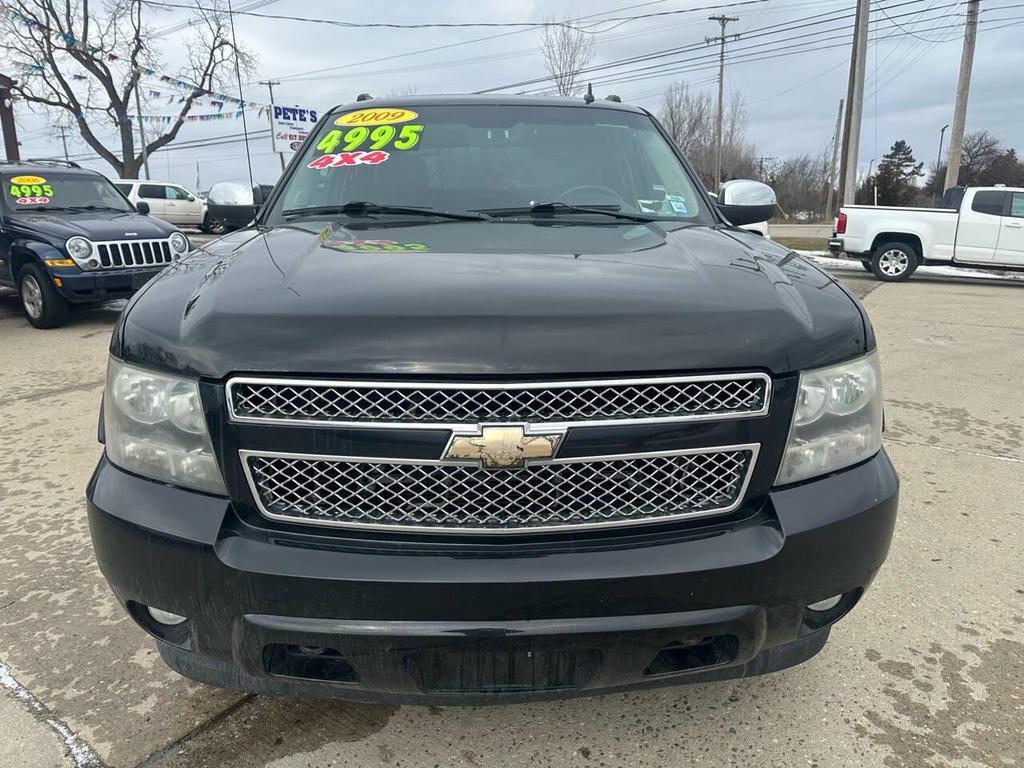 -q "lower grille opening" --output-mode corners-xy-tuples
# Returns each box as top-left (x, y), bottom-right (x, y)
(643, 635), (739, 676)
(409, 647), (603, 695)
(264, 644), (359, 684)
